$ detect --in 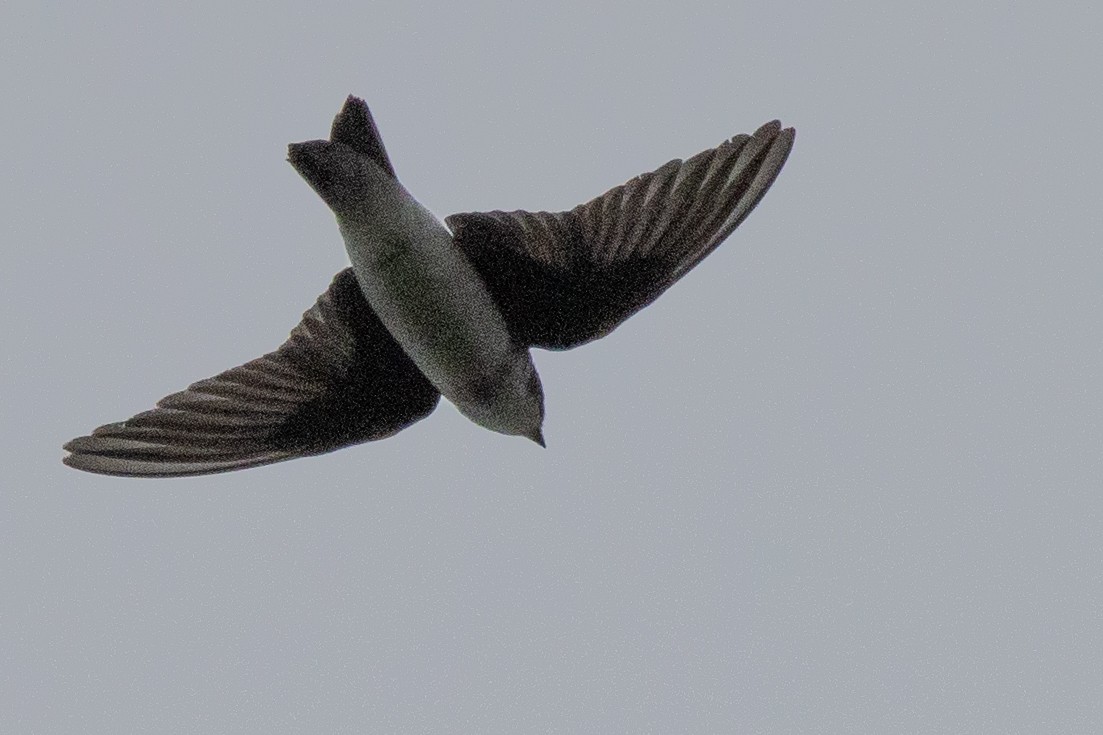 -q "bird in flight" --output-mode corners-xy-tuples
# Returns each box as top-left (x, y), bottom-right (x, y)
(63, 96), (794, 476)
